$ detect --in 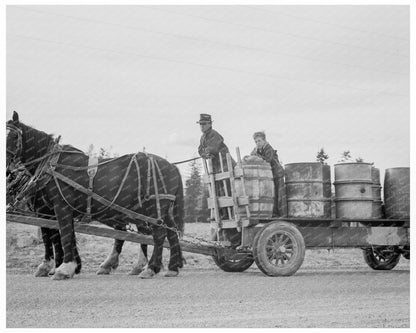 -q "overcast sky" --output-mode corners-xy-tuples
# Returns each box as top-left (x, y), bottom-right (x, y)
(6, 5), (409, 180)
